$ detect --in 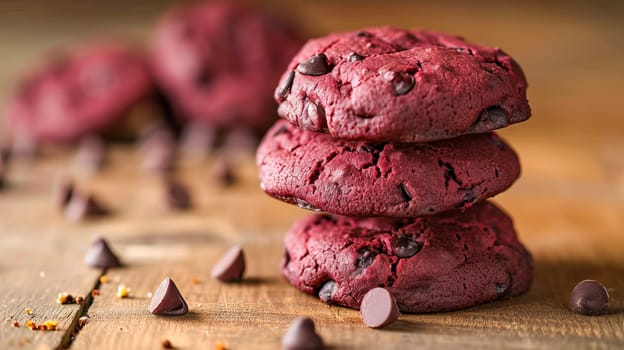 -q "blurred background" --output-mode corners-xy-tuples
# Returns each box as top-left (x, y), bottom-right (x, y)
(0, 0), (623, 139)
